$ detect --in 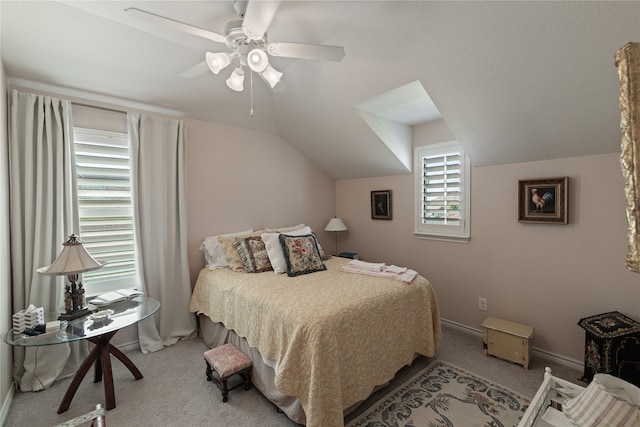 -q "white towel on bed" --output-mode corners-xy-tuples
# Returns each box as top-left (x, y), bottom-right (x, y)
(346, 260), (386, 272)
(385, 265), (407, 274)
(340, 262), (418, 283)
